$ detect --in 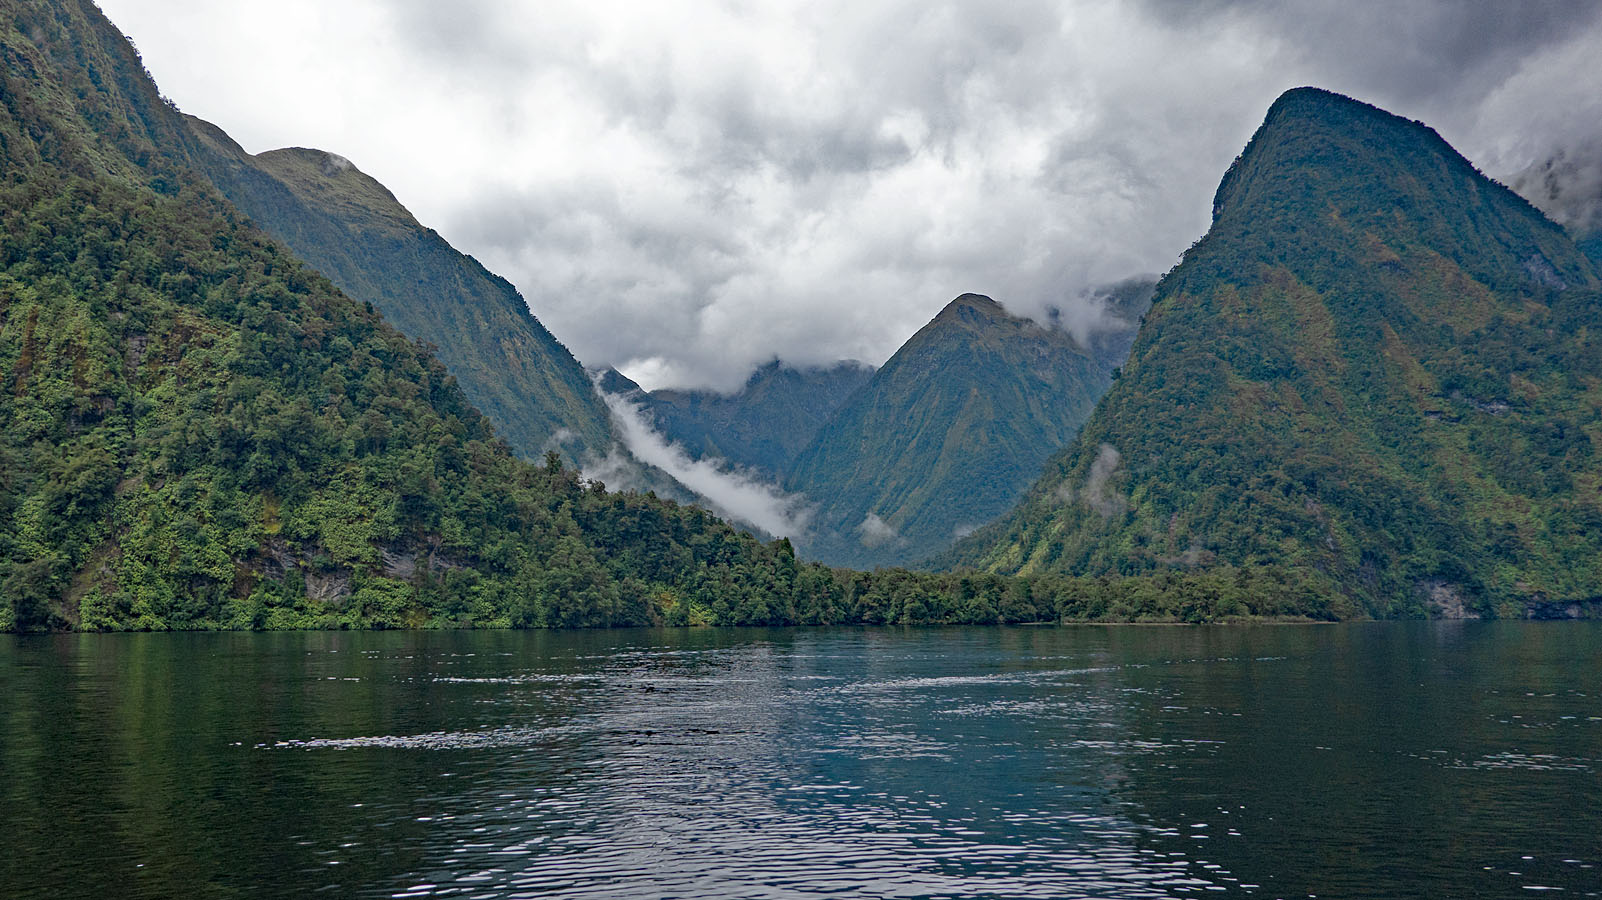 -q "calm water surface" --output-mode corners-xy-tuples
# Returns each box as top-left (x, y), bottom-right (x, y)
(1, 624), (1599, 899)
